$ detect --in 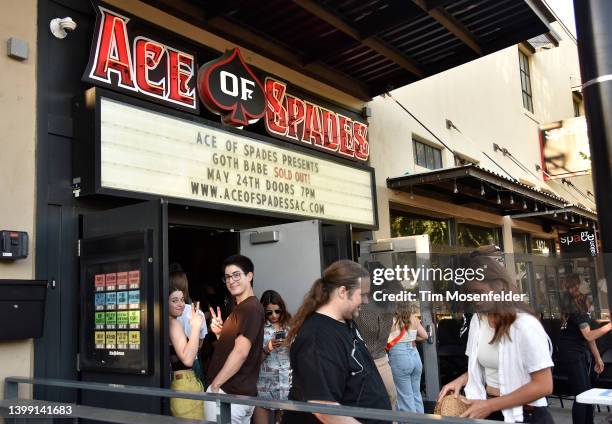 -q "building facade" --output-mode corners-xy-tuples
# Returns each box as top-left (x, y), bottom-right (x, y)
(0, 0), (557, 409)
(367, 17), (602, 319)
